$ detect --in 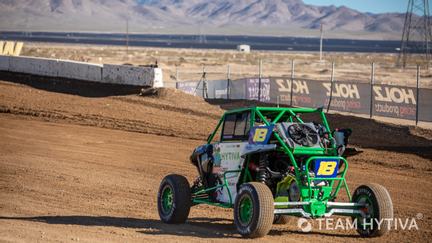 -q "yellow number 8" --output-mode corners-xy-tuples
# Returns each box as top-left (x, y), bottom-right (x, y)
(317, 161), (337, 176)
(253, 128), (268, 142)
